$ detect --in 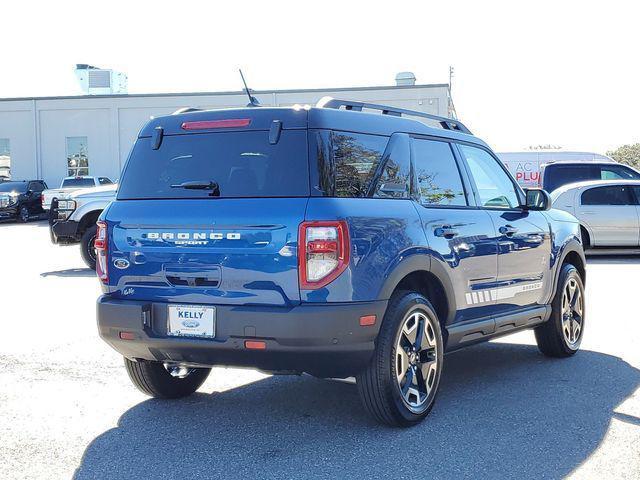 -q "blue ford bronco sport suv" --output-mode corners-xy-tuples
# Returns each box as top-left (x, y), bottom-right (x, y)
(96, 99), (586, 427)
